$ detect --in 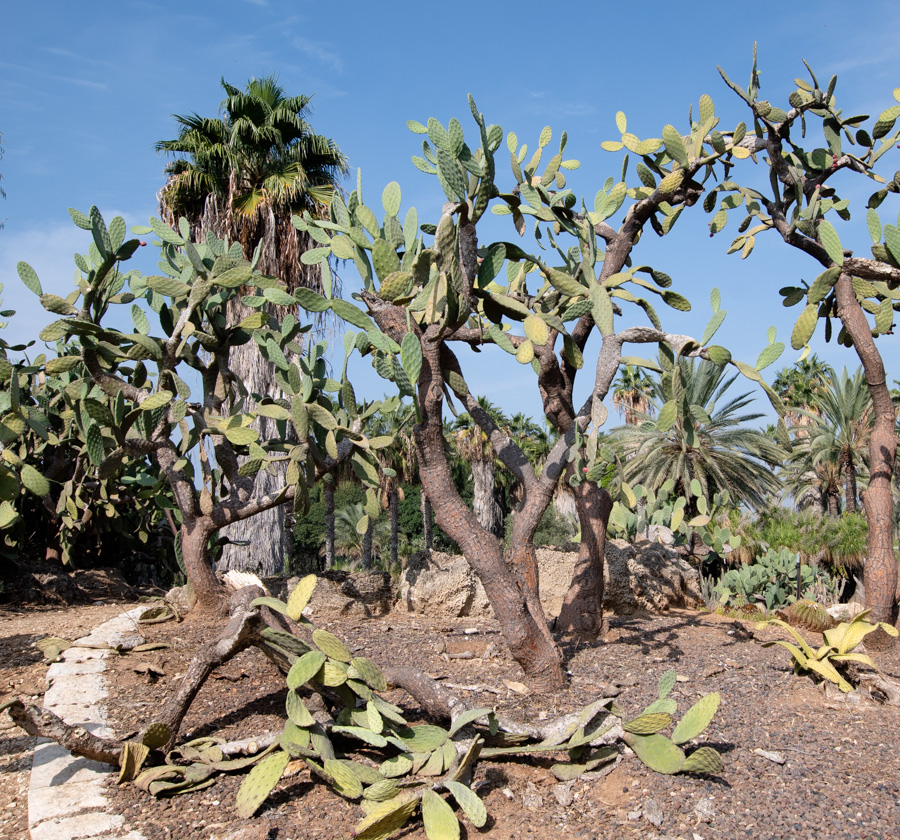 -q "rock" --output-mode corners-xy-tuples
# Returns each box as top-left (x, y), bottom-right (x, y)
(604, 539), (703, 614)
(551, 782), (575, 807)
(399, 541), (702, 619)
(643, 798), (664, 828)
(694, 796), (716, 824)
(301, 571), (394, 620)
(646, 524), (676, 545)
(398, 551), (491, 618)
(165, 582), (197, 615)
